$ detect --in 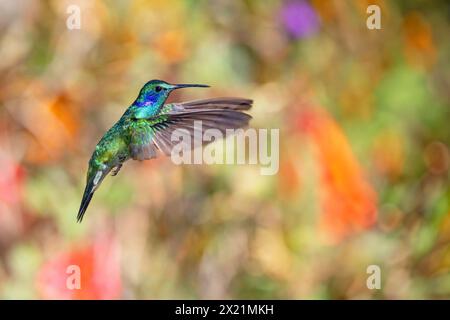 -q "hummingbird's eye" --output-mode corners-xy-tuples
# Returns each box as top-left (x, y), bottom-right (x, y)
(155, 85), (163, 92)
